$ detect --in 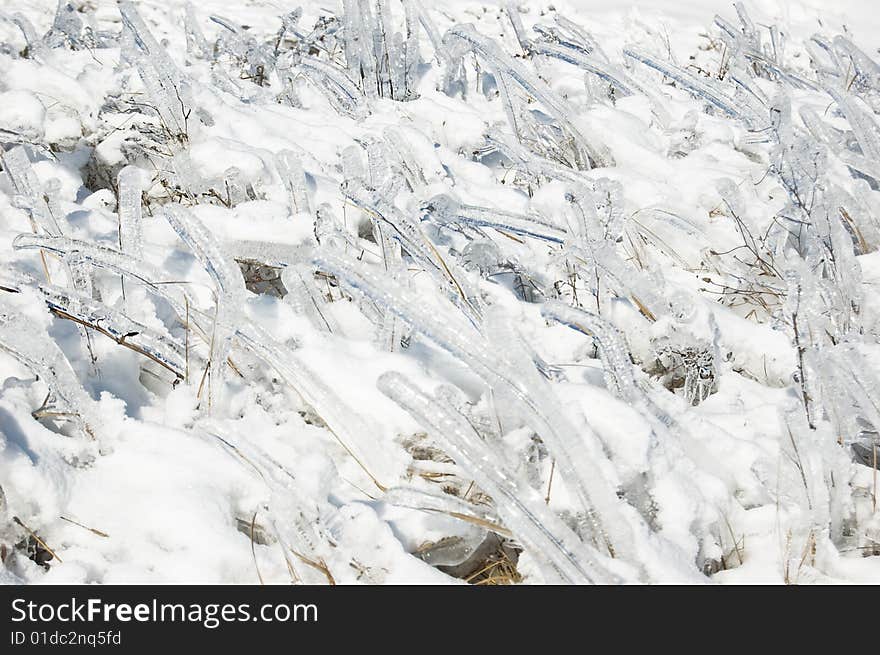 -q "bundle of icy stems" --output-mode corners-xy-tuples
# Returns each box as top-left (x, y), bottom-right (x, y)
(0, 0), (879, 583)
